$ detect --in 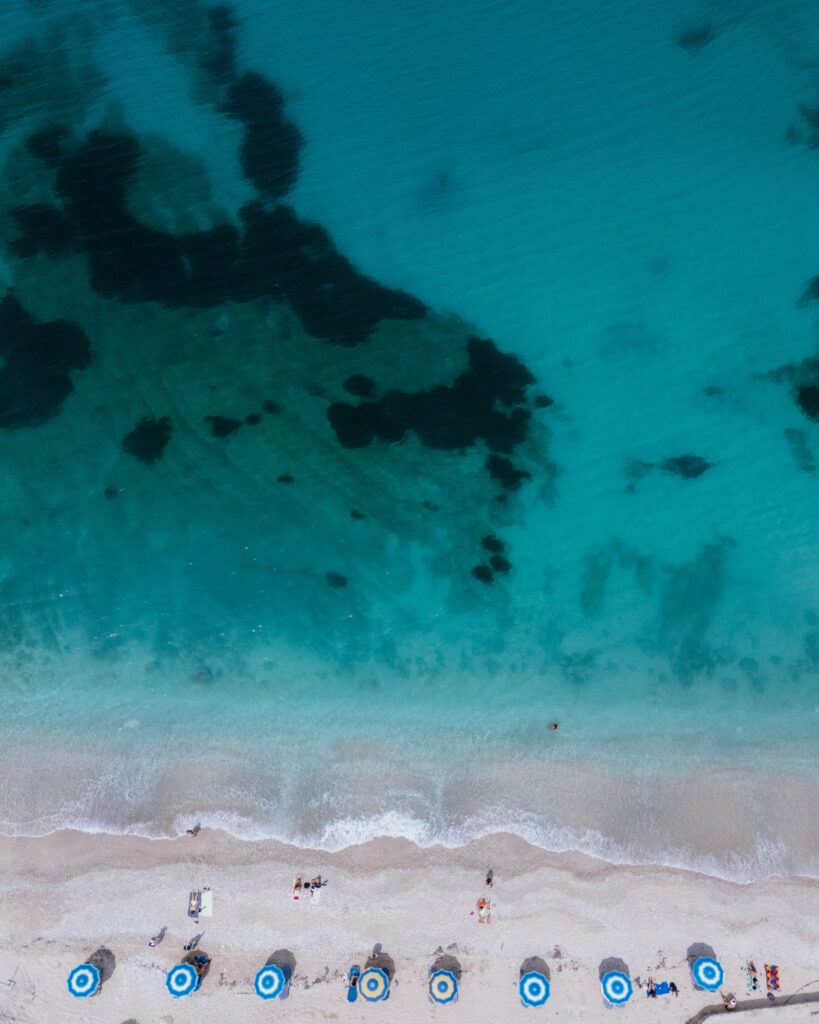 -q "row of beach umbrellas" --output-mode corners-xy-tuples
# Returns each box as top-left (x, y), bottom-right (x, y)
(68, 954), (725, 1006)
(600, 957), (724, 1006)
